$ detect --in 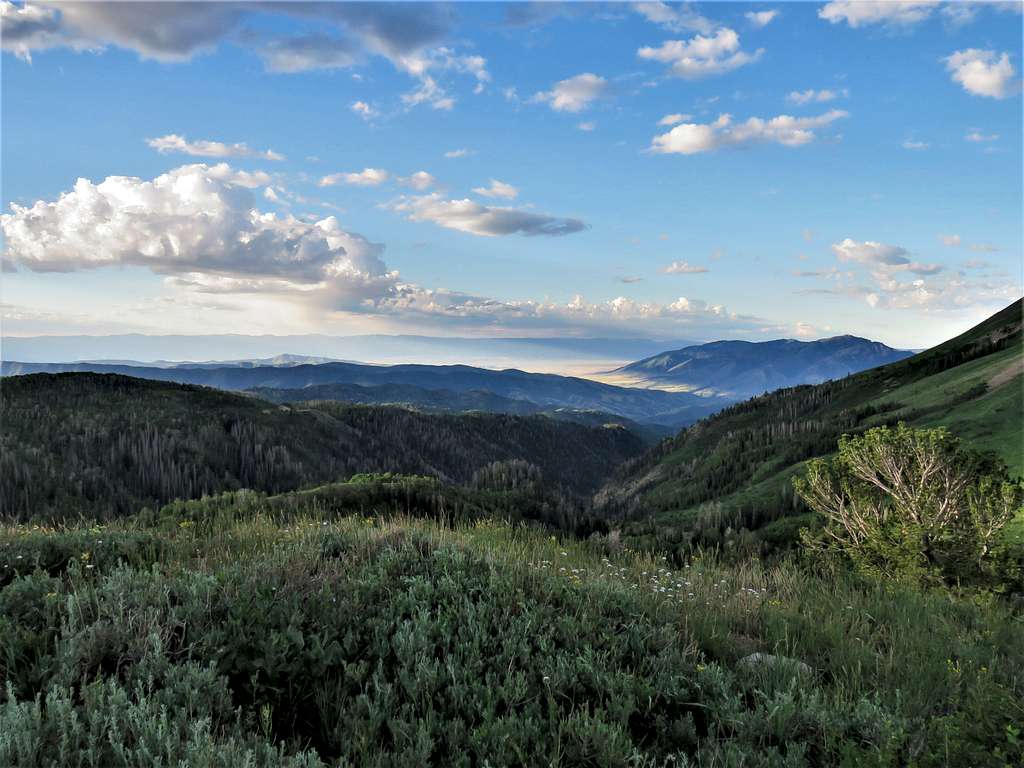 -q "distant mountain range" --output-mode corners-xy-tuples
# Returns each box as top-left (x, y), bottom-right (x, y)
(0, 360), (728, 429)
(610, 335), (913, 398)
(0, 334), (698, 375)
(1, 334), (919, 428)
